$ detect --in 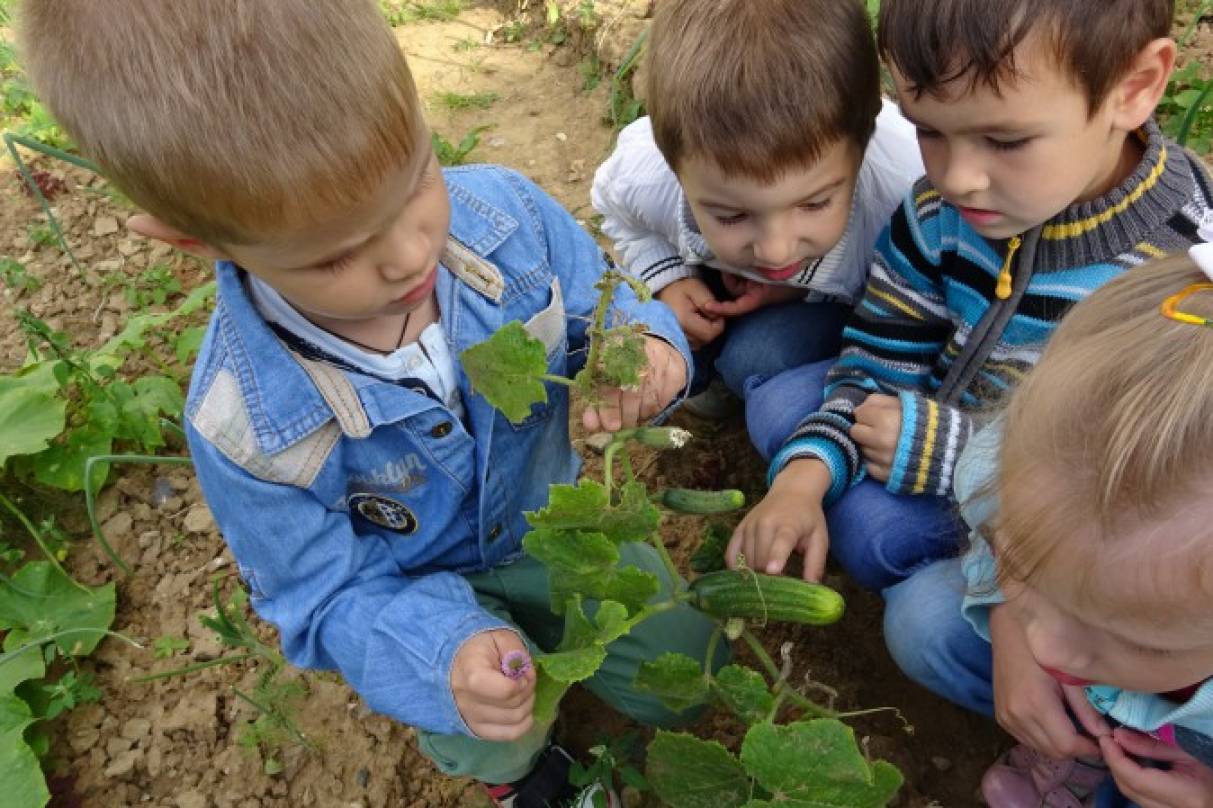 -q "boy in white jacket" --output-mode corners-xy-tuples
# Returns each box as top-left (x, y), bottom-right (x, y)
(592, 0), (922, 417)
